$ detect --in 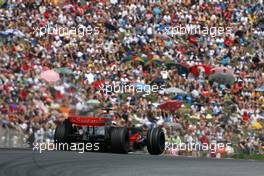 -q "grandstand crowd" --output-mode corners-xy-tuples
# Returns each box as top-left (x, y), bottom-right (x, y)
(0, 0), (264, 157)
